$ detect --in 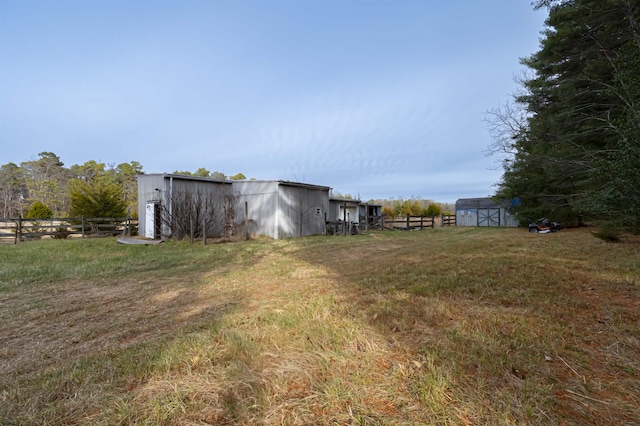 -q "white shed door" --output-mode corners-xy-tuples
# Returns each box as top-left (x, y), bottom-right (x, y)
(145, 202), (157, 239)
